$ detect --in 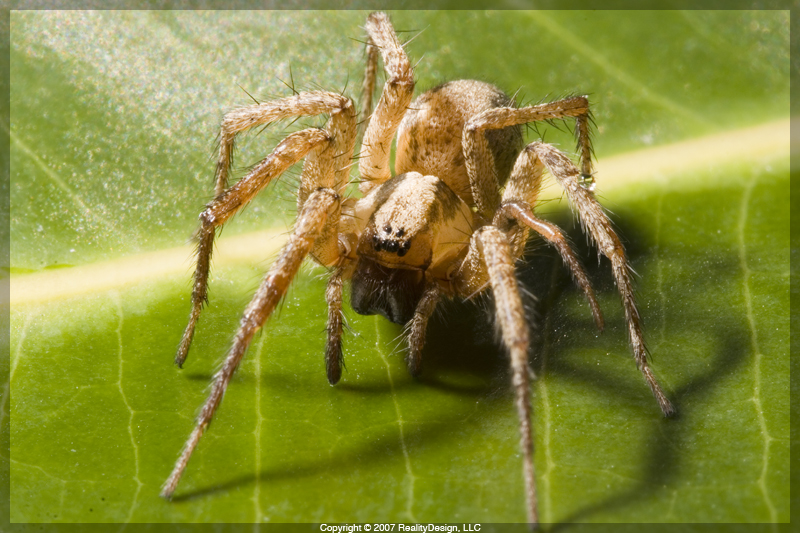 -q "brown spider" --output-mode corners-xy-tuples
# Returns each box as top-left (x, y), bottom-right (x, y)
(161, 12), (674, 525)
